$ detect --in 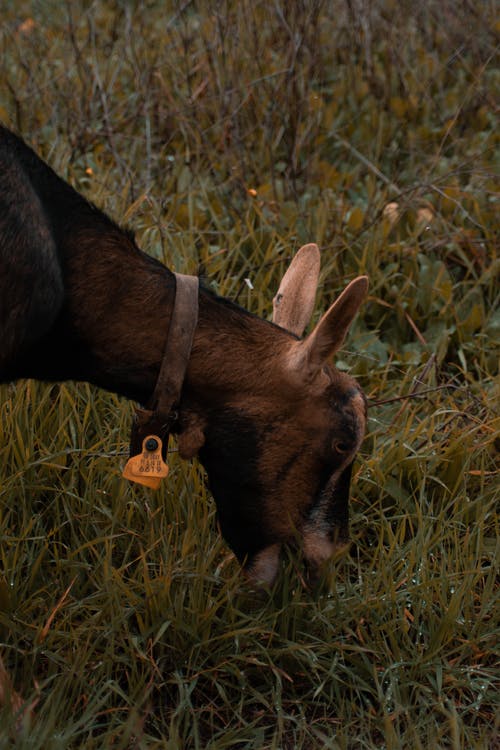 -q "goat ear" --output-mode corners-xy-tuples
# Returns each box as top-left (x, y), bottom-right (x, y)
(177, 412), (206, 459)
(289, 276), (368, 376)
(272, 243), (320, 336)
